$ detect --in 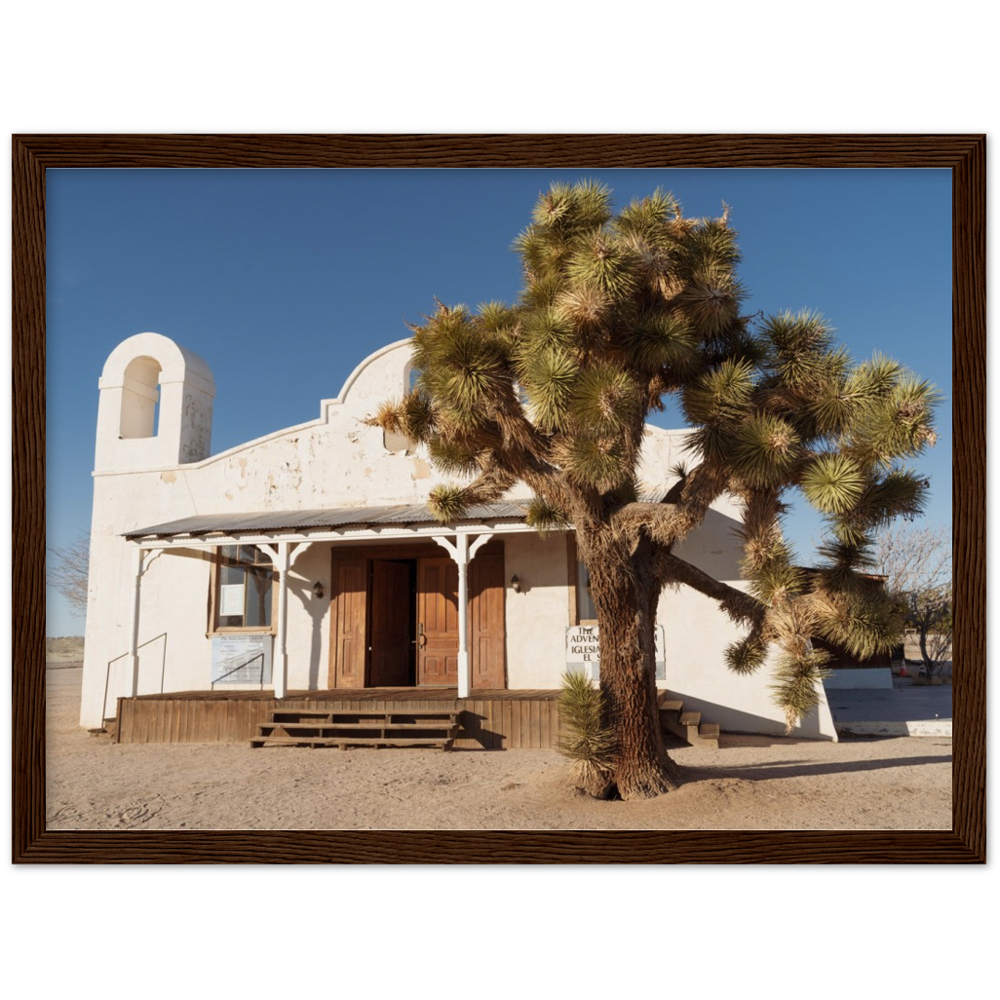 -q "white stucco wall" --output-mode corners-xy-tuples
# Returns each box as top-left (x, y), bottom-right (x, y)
(503, 532), (573, 689)
(81, 333), (835, 739)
